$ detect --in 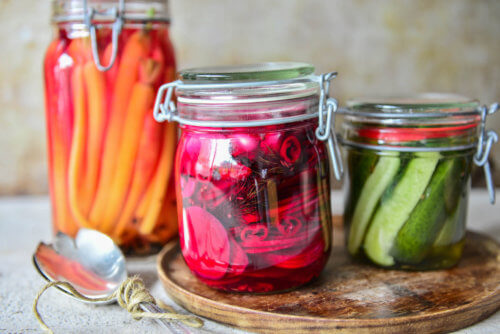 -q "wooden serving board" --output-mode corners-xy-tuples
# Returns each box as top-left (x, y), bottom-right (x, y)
(157, 217), (500, 333)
